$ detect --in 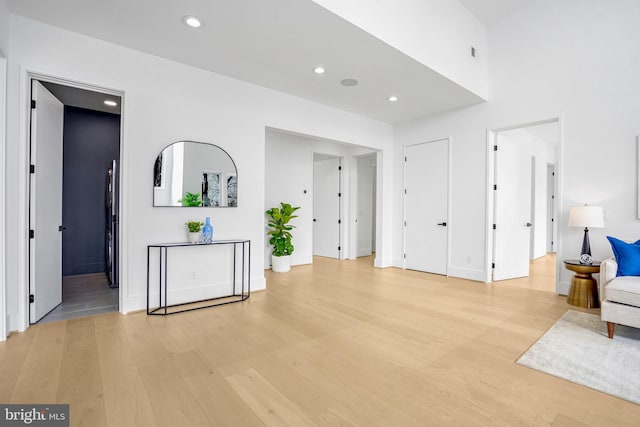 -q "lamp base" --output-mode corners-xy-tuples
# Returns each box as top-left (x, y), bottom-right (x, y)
(579, 227), (592, 265)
